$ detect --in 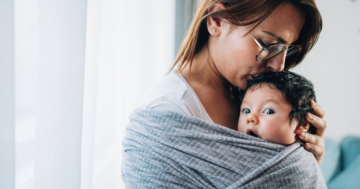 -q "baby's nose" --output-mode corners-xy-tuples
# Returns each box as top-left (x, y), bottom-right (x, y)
(246, 114), (259, 125)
